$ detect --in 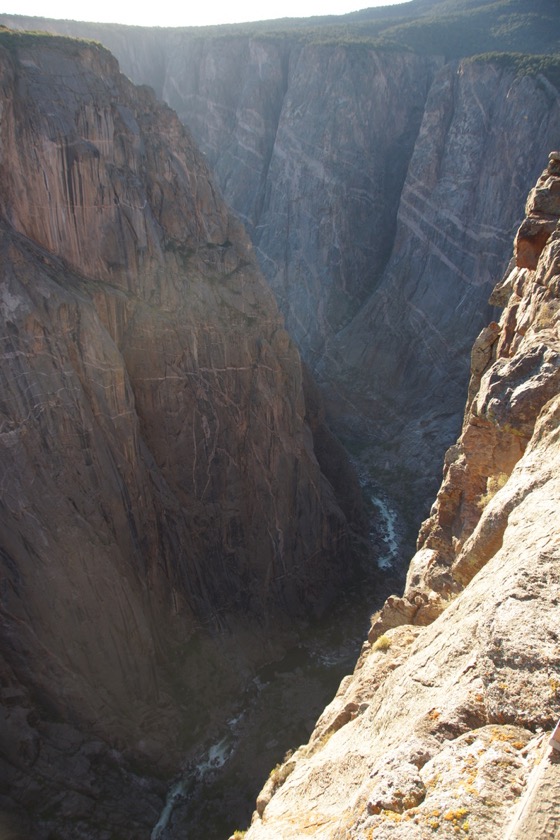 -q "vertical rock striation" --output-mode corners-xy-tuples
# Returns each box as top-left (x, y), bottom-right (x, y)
(0, 32), (360, 837)
(325, 60), (560, 518)
(135, 38), (442, 370)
